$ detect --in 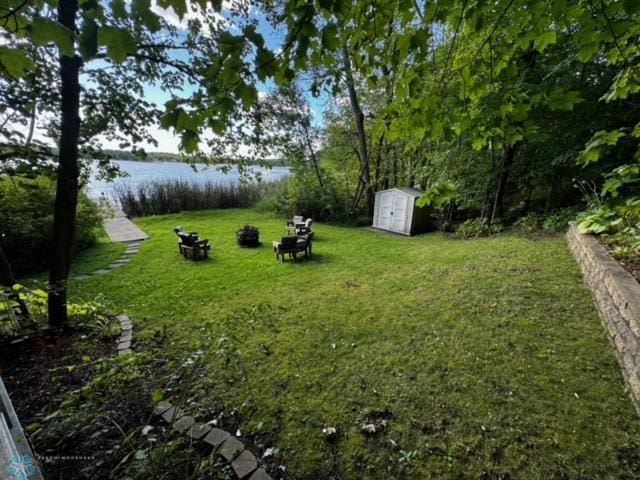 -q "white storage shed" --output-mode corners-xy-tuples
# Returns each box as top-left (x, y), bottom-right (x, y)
(372, 187), (431, 236)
